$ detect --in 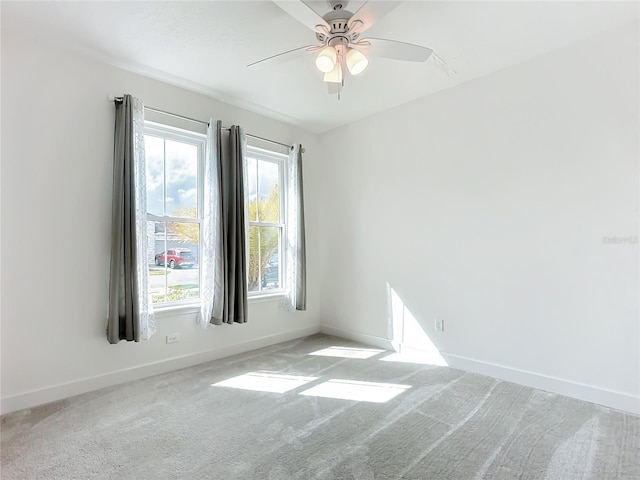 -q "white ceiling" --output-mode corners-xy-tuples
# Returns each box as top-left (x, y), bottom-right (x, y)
(2, 1), (637, 133)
